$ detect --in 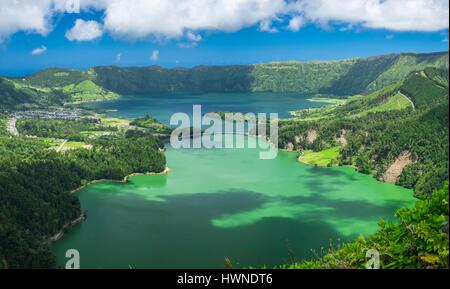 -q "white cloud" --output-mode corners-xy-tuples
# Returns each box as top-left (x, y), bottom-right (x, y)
(150, 50), (159, 61)
(0, 0), (54, 41)
(179, 31), (203, 48)
(116, 52), (122, 61)
(0, 0), (448, 42)
(288, 16), (306, 32)
(187, 31), (202, 43)
(102, 0), (286, 39)
(0, 0), (106, 42)
(385, 34), (394, 40)
(31, 45), (47, 55)
(297, 0), (449, 32)
(259, 20), (278, 33)
(66, 19), (103, 41)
